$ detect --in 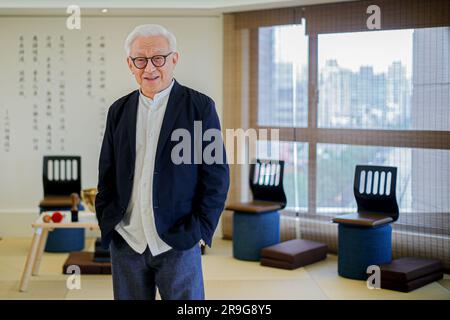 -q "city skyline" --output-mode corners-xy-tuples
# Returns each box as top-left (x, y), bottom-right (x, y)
(273, 23), (414, 77)
(259, 57), (411, 129)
